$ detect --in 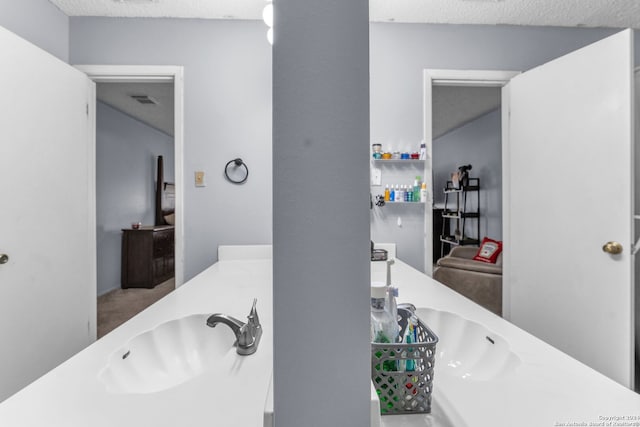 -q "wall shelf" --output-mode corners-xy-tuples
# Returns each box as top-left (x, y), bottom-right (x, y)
(382, 202), (426, 206)
(443, 185), (480, 193)
(440, 177), (480, 256)
(372, 159), (425, 164)
(370, 150), (429, 271)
